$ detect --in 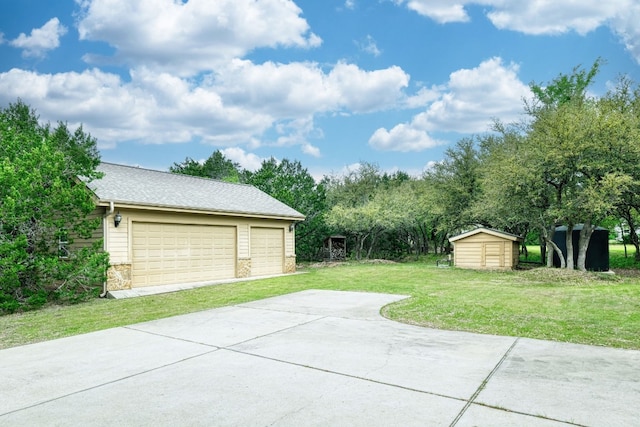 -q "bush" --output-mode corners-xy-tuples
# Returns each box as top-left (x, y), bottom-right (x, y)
(0, 100), (109, 314)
